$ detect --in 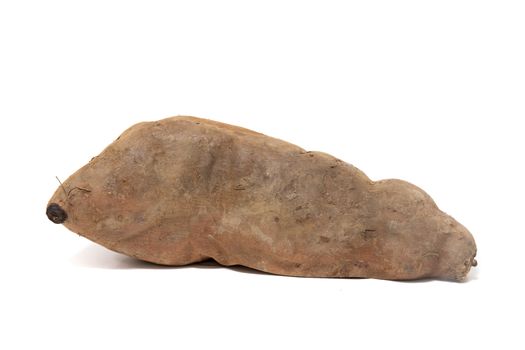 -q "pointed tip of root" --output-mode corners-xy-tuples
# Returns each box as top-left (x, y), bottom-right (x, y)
(454, 256), (477, 282)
